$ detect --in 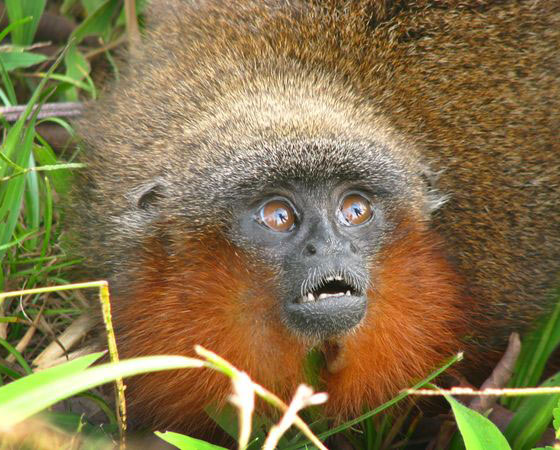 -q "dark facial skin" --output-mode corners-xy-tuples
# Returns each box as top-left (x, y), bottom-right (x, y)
(235, 180), (390, 341)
